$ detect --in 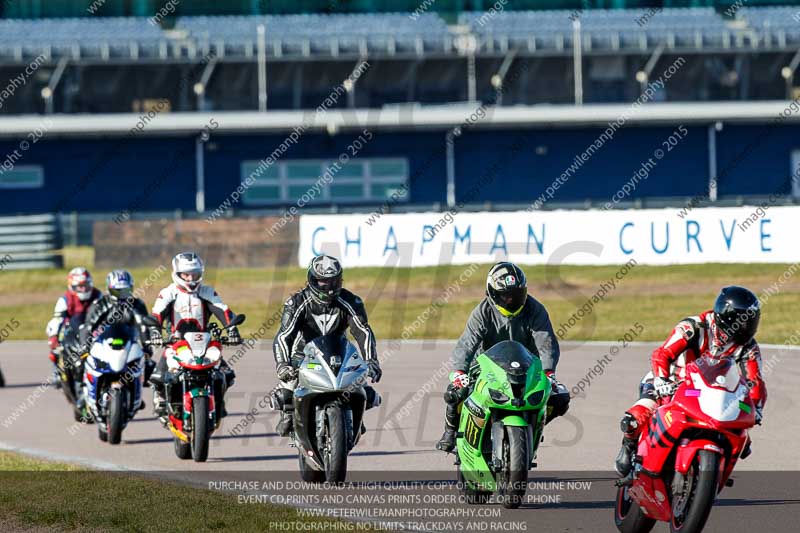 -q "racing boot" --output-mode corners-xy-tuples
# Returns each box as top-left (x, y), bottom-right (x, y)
(615, 437), (637, 477)
(740, 439), (752, 460)
(143, 357), (156, 387)
(276, 411), (294, 437)
(152, 390), (167, 418)
(49, 354), (62, 390)
(615, 411), (643, 476)
(150, 373), (167, 420)
(435, 402), (460, 453)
